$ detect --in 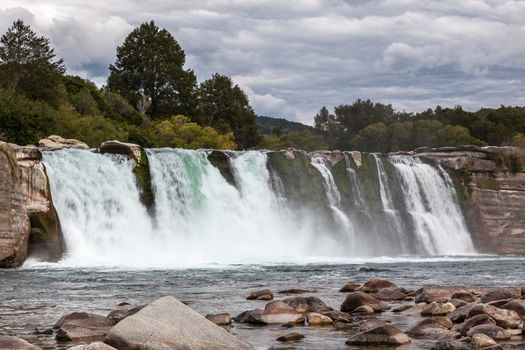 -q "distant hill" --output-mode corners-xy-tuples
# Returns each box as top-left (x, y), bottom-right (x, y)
(256, 116), (313, 135)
